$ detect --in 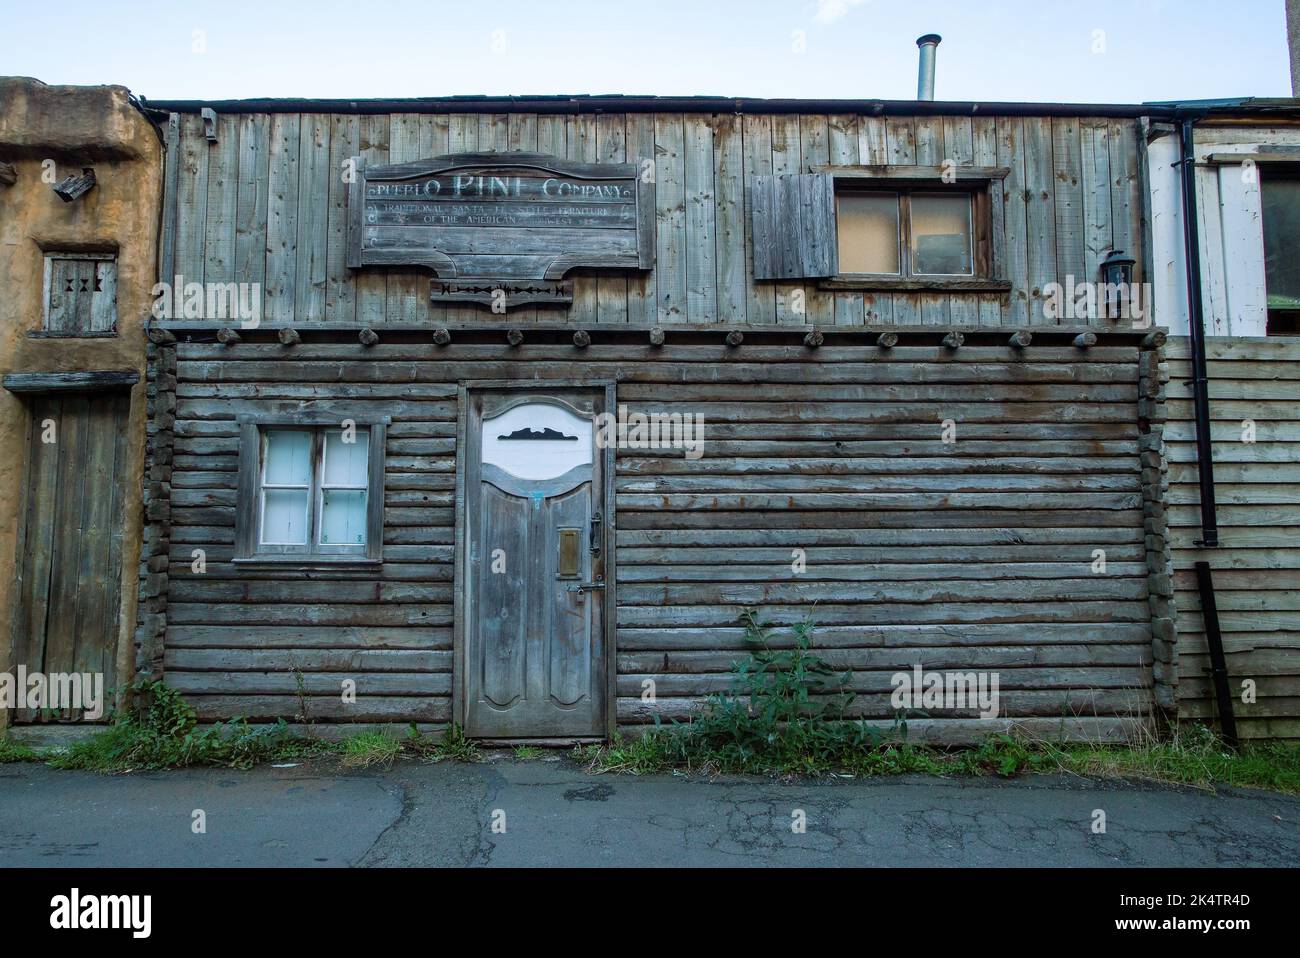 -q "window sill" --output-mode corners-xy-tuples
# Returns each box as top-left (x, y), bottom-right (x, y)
(818, 277), (1012, 293)
(232, 555), (380, 570)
